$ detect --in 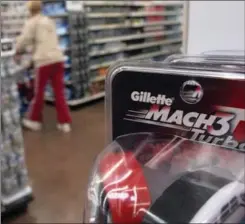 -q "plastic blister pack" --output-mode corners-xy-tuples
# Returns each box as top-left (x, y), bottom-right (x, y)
(84, 133), (245, 223)
(164, 51), (245, 72)
(84, 51), (245, 223)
